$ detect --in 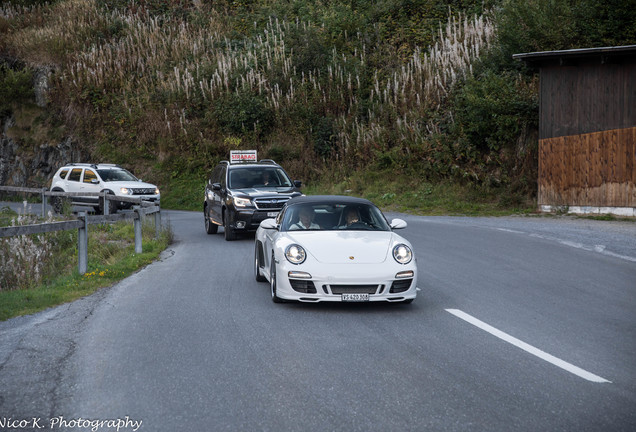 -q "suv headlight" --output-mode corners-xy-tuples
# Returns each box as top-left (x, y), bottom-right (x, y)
(393, 244), (412, 264)
(155, 187), (160, 195)
(285, 244), (306, 264)
(233, 196), (252, 207)
(120, 187), (132, 195)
